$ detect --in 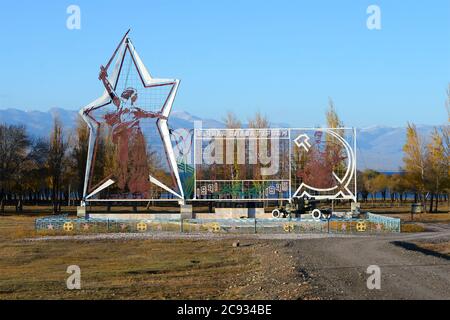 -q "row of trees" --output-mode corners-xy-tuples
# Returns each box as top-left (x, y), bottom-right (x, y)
(0, 117), (89, 213)
(357, 169), (449, 209)
(358, 86), (450, 212)
(201, 103), (448, 210)
(398, 86), (450, 212)
(0, 86), (448, 213)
